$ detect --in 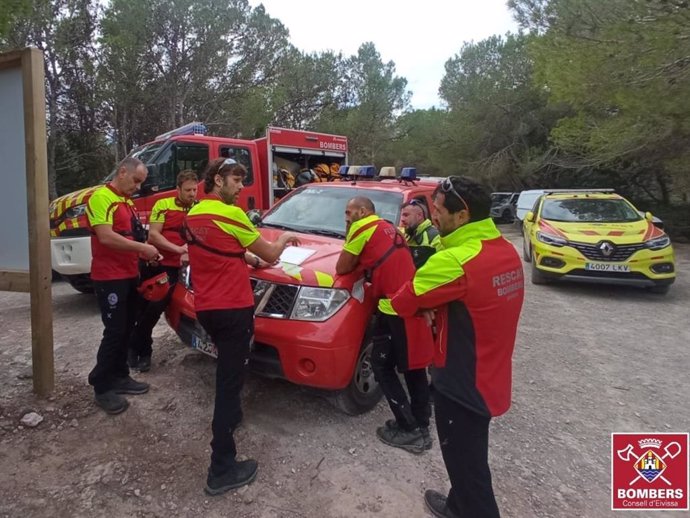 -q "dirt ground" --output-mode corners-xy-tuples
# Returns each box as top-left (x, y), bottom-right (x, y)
(1, 227), (689, 518)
